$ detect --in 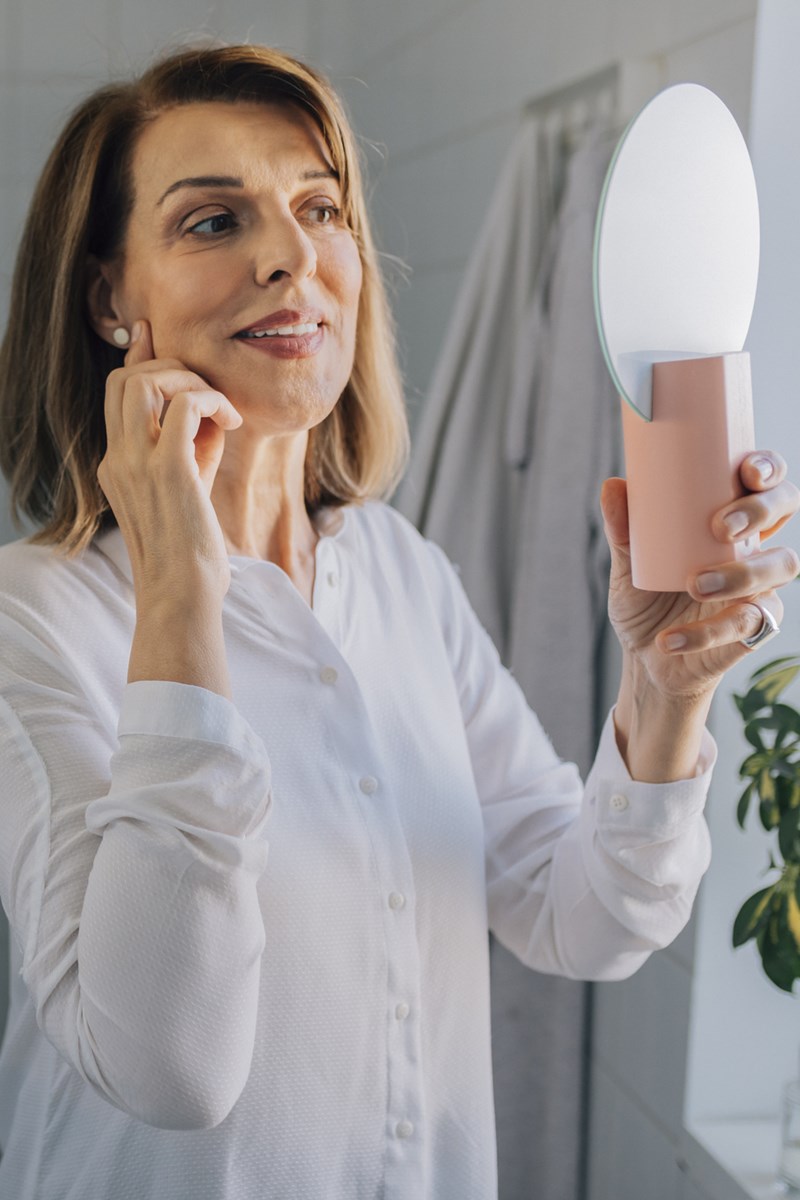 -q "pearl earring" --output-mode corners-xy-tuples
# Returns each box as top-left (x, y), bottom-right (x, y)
(112, 327), (130, 347)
